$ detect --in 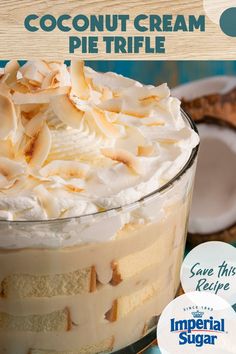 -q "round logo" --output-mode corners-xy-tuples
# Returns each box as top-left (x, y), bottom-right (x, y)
(157, 291), (236, 353)
(180, 241), (236, 305)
